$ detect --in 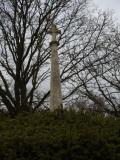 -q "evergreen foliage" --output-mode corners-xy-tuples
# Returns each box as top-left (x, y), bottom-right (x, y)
(0, 111), (120, 160)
